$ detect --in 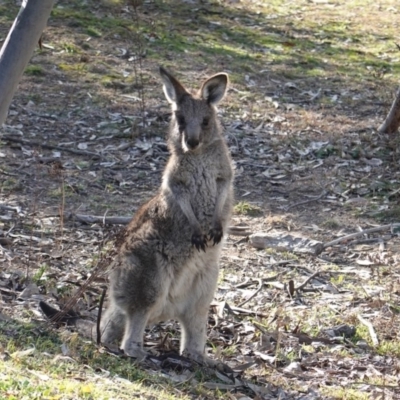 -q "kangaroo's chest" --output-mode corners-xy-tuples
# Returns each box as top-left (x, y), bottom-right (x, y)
(148, 246), (220, 324)
(183, 160), (220, 213)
